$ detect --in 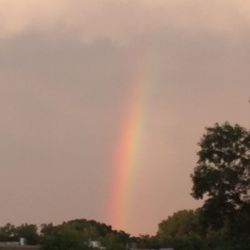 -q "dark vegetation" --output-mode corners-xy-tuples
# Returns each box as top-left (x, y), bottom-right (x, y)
(0, 123), (249, 250)
(157, 123), (250, 250)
